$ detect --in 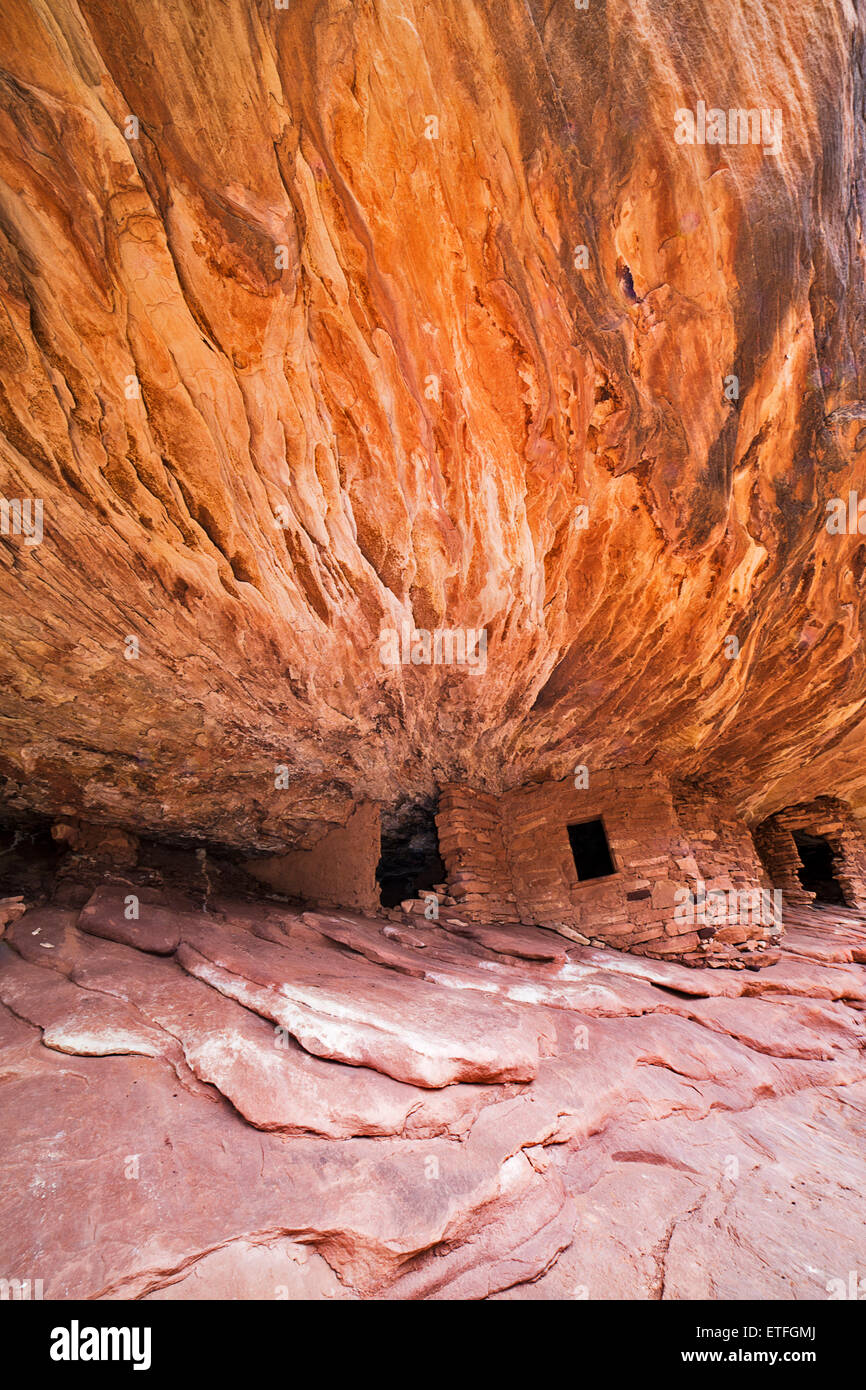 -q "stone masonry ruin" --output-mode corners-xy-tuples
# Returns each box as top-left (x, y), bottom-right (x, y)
(753, 797), (866, 911)
(435, 771), (781, 967)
